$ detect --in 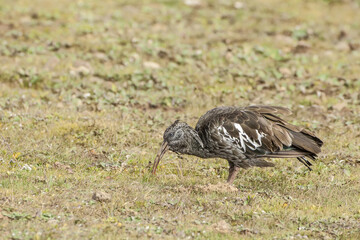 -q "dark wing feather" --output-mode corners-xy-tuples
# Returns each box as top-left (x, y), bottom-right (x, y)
(244, 105), (323, 154)
(196, 106), (323, 169)
(196, 107), (285, 155)
(246, 105), (292, 116)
